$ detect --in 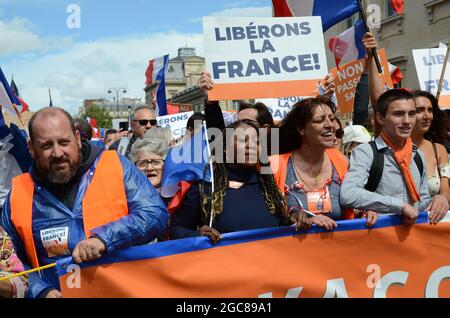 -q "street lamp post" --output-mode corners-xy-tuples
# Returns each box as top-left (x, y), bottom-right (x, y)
(107, 88), (127, 119)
